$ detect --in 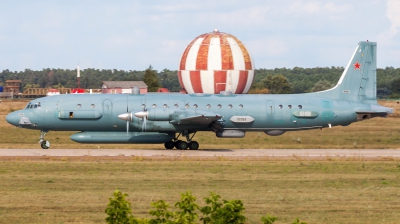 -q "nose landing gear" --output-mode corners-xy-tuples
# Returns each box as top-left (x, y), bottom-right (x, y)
(39, 130), (50, 149)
